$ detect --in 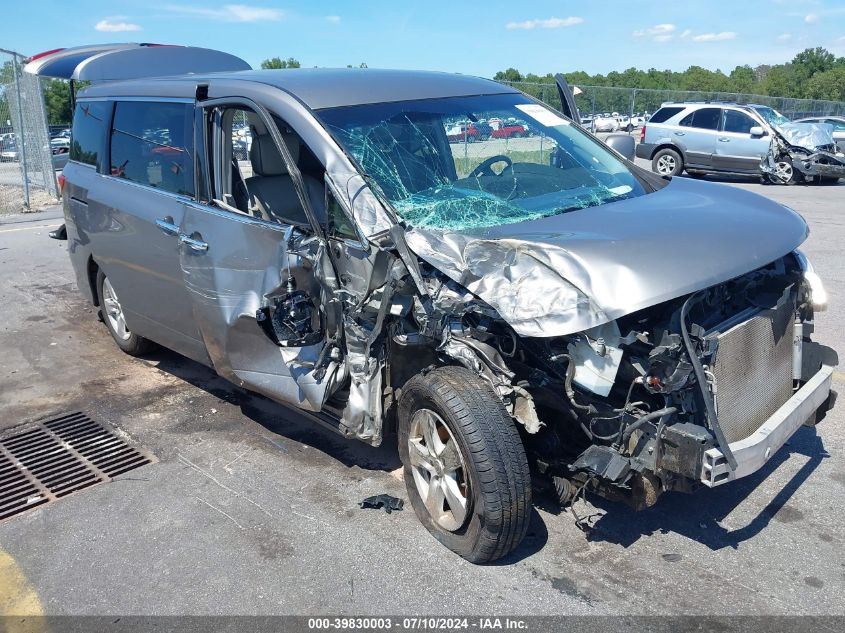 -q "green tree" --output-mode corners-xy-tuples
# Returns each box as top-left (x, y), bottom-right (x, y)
(42, 78), (72, 124)
(805, 67), (845, 101)
(729, 65), (756, 94)
(493, 67), (523, 82)
(260, 57), (301, 69)
(491, 47), (845, 101)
